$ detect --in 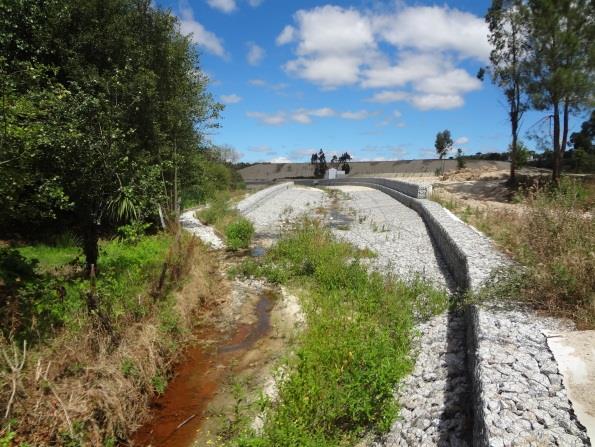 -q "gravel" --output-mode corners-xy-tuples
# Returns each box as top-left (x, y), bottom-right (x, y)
(328, 185), (454, 290)
(371, 310), (472, 447)
(242, 185), (328, 243)
(469, 304), (589, 446)
(235, 184), (590, 447)
(180, 209), (225, 249)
